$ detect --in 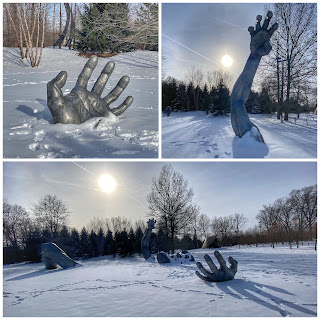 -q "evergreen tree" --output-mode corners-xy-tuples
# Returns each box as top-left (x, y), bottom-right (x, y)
(79, 227), (90, 257)
(77, 3), (131, 53)
(258, 88), (277, 114)
(186, 83), (195, 111)
(201, 84), (211, 114)
(162, 77), (177, 110)
(134, 226), (143, 254)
